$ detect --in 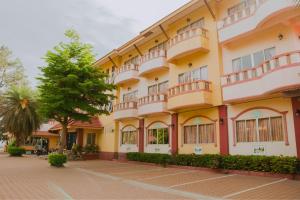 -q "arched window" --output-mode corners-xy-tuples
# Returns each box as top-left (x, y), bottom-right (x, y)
(181, 116), (217, 145)
(147, 122), (169, 145)
(121, 126), (137, 145)
(232, 107), (288, 145)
